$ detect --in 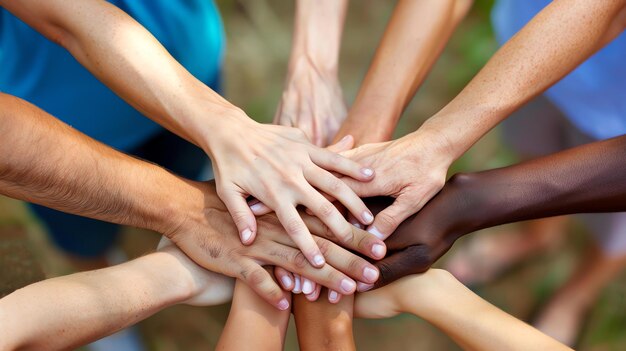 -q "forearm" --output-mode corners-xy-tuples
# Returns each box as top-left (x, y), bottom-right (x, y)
(0, 93), (214, 236)
(294, 292), (356, 351)
(337, 0), (472, 145)
(0, 0), (240, 148)
(217, 280), (290, 351)
(415, 0), (626, 161)
(401, 273), (570, 351)
(0, 252), (193, 351)
(288, 0), (348, 77)
(460, 134), (626, 234)
(368, 134), (626, 286)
